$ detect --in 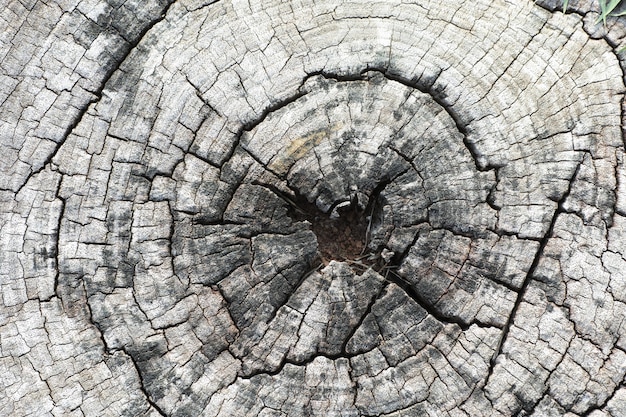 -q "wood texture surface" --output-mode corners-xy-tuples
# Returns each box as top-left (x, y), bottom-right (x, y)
(2, 0), (626, 416)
